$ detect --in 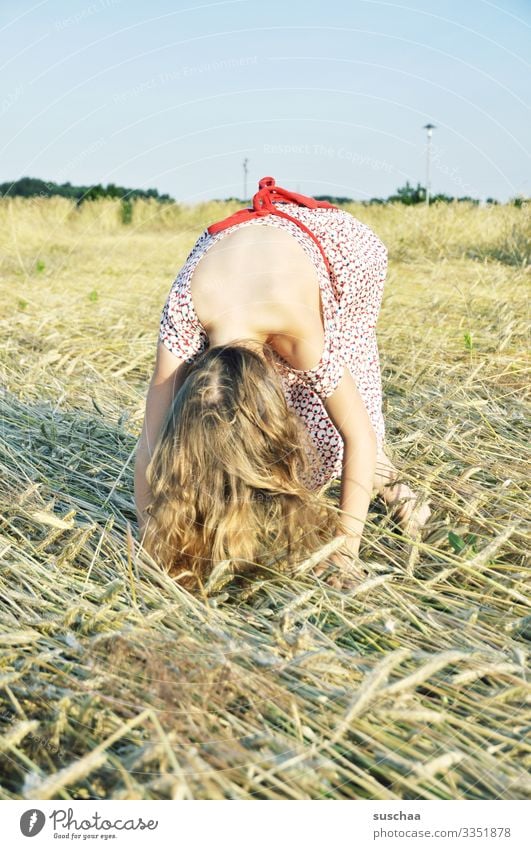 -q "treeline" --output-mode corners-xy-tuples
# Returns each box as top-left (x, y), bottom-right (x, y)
(314, 180), (526, 206)
(231, 181), (528, 207)
(0, 177), (174, 204)
(2, 176), (528, 208)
